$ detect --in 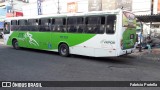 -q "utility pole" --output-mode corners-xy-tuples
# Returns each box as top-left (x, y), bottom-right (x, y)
(151, 0), (154, 15)
(139, 21), (143, 52)
(150, 0), (154, 36)
(57, 0), (60, 14)
(10, 0), (14, 17)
